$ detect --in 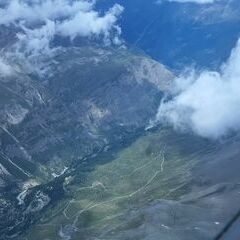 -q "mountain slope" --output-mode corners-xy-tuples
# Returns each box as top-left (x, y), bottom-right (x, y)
(0, 45), (173, 239)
